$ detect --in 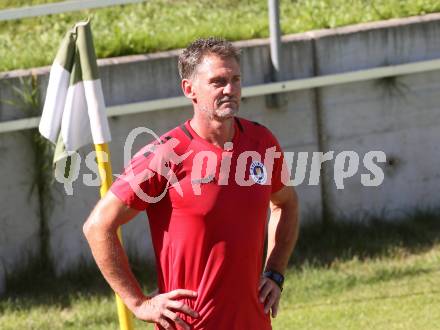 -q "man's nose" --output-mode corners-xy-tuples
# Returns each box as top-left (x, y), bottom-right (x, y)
(223, 82), (235, 95)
